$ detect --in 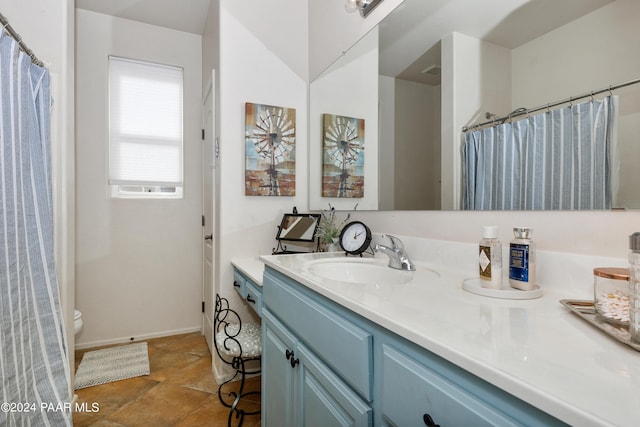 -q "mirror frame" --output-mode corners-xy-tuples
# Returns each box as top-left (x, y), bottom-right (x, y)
(275, 213), (321, 242)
